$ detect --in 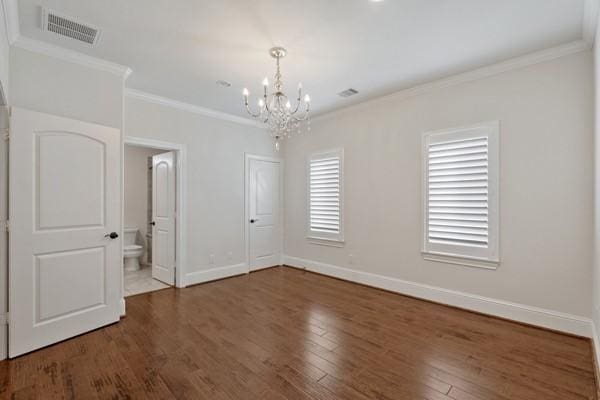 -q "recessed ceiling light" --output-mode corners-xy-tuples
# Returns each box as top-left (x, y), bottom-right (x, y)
(216, 80), (231, 87)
